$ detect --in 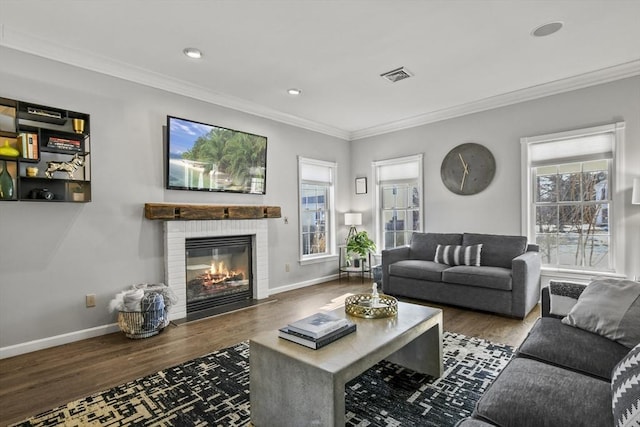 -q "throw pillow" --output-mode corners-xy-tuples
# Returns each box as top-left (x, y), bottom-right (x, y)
(434, 244), (482, 267)
(548, 280), (587, 317)
(611, 343), (640, 427)
(562, 278), (640, 348)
